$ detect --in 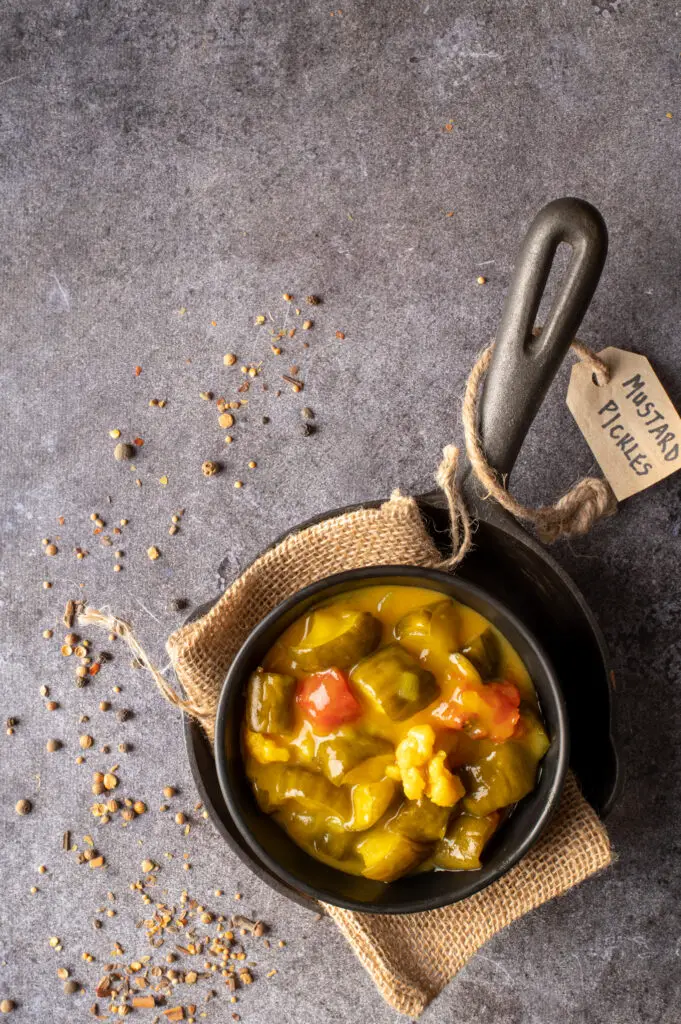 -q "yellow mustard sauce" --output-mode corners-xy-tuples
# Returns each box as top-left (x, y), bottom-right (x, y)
(242, 585), (549, 881)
